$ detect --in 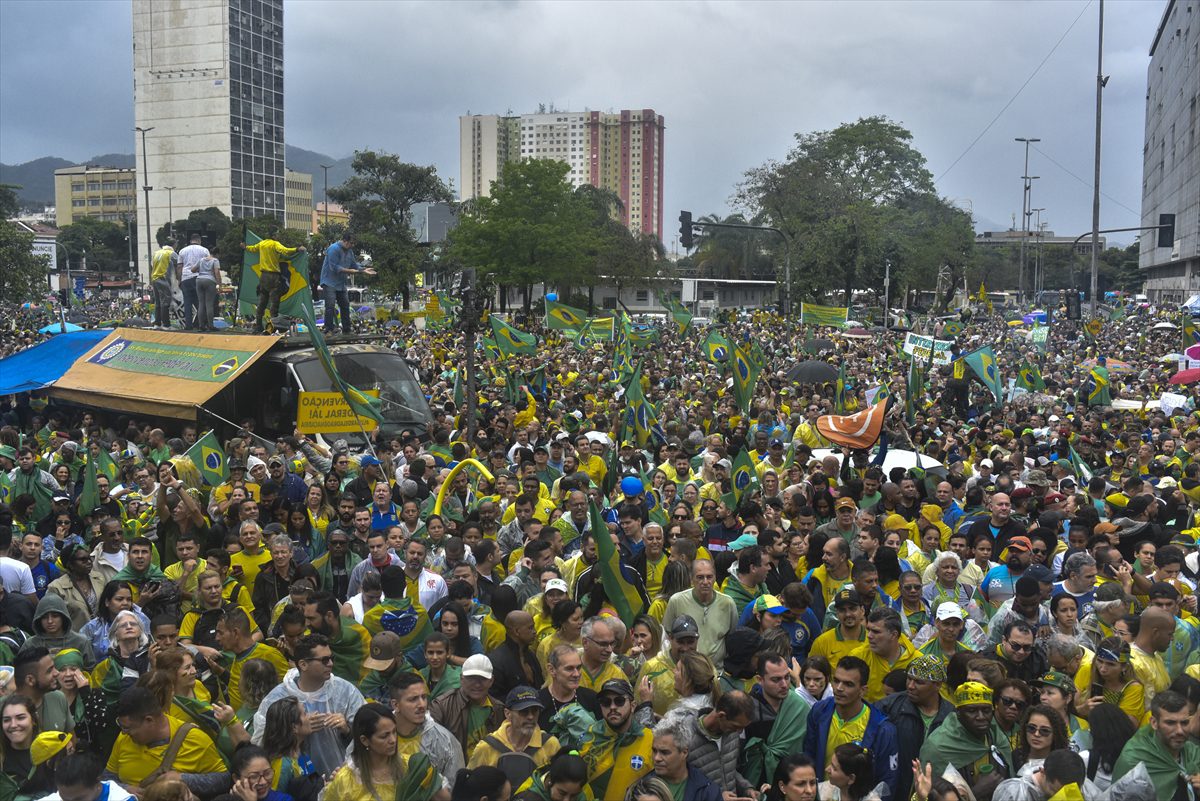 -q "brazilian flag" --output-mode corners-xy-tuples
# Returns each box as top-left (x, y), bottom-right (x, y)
(298, 304), (384, 424)
(237, 229), (313, 320)
(730, 448), (761, 503)
(480, 337), (503, 361)
(489, 315), (537, 357)
(943, 320), (964, 337)
(1088, 365), (1111, 406)
(834, 362), (848, 414)
(545, 299), (588, 331)
(589, 500), (645, 627)
(729, 341), (760, 415)
(622, 361), (664, 448)
(1016, 361), (1046, 392)
(660, 293), (693, 334)
(701, 329), (731, 366)
(1183, 314), (1199, 352)
(962, 345), (1003, 403)
(183, 430), (229, 487)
